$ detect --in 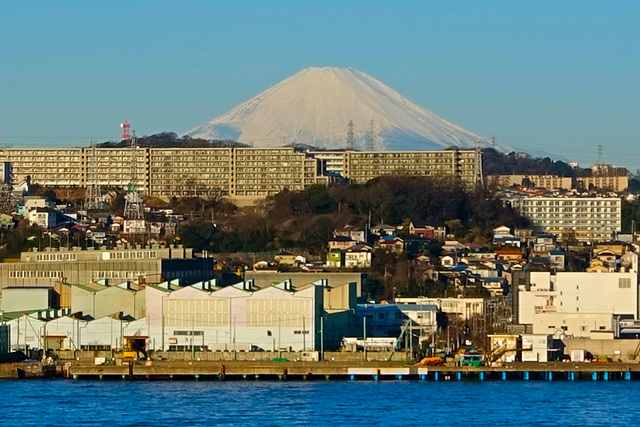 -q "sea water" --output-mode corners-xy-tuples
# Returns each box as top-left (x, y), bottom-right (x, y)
(1, 379), (634, 426)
